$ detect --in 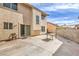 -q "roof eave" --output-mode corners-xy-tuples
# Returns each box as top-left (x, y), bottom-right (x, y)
(23, 3), (48, 16)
